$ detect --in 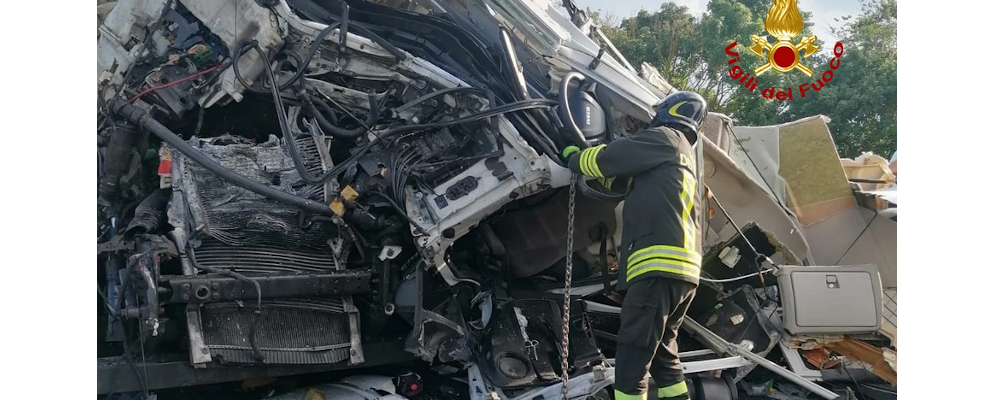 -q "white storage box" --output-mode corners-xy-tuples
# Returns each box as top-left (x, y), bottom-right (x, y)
(776, 264), (883, 334)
